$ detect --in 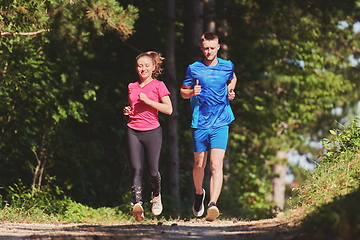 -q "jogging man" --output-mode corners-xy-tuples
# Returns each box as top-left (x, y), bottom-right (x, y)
(180, 32), (237, 221)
